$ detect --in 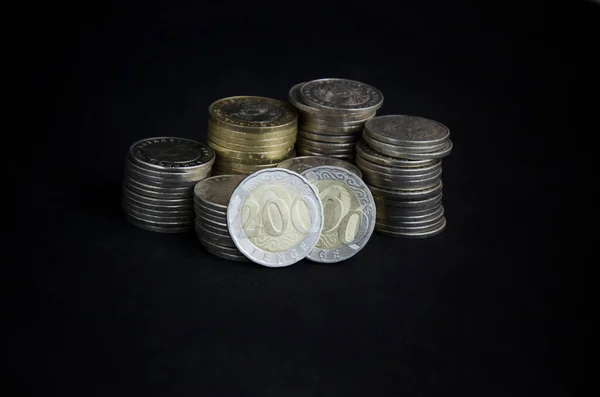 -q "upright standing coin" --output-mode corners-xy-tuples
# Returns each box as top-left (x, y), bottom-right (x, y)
(299, 78), (384, 114)
(277, 156), (363, 178)
(301, 166), (376, 263)
(226, 169), (324, 267)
